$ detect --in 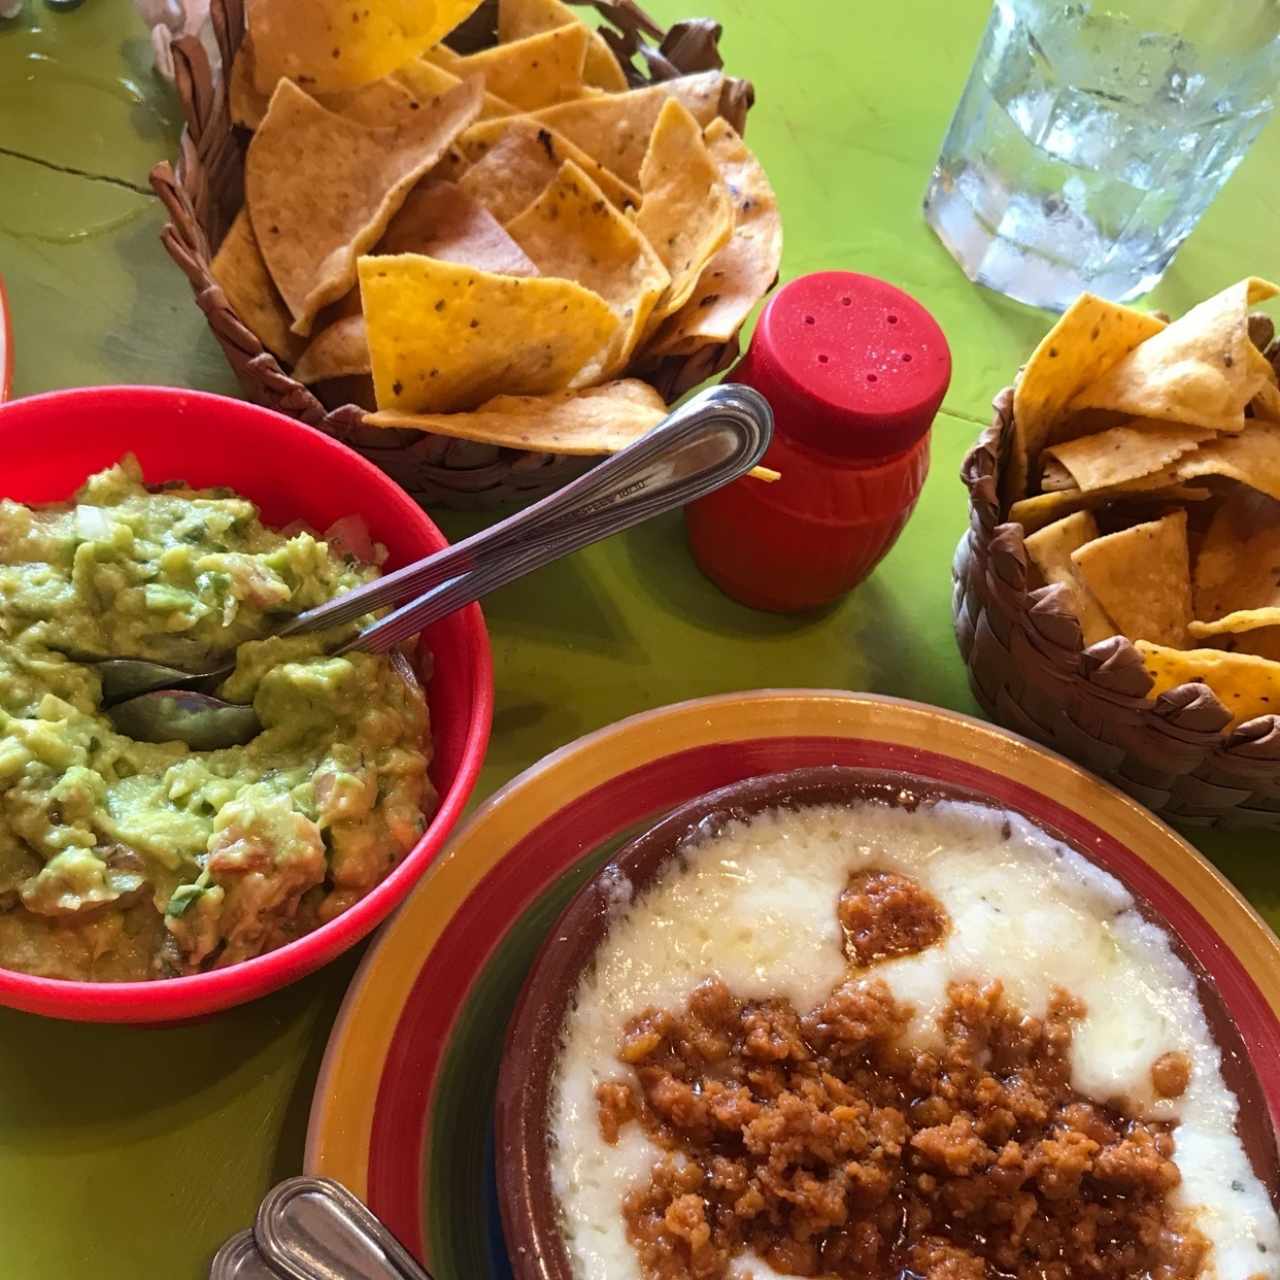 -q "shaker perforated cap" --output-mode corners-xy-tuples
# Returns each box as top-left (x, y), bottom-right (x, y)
(734, 272), (952, 460)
